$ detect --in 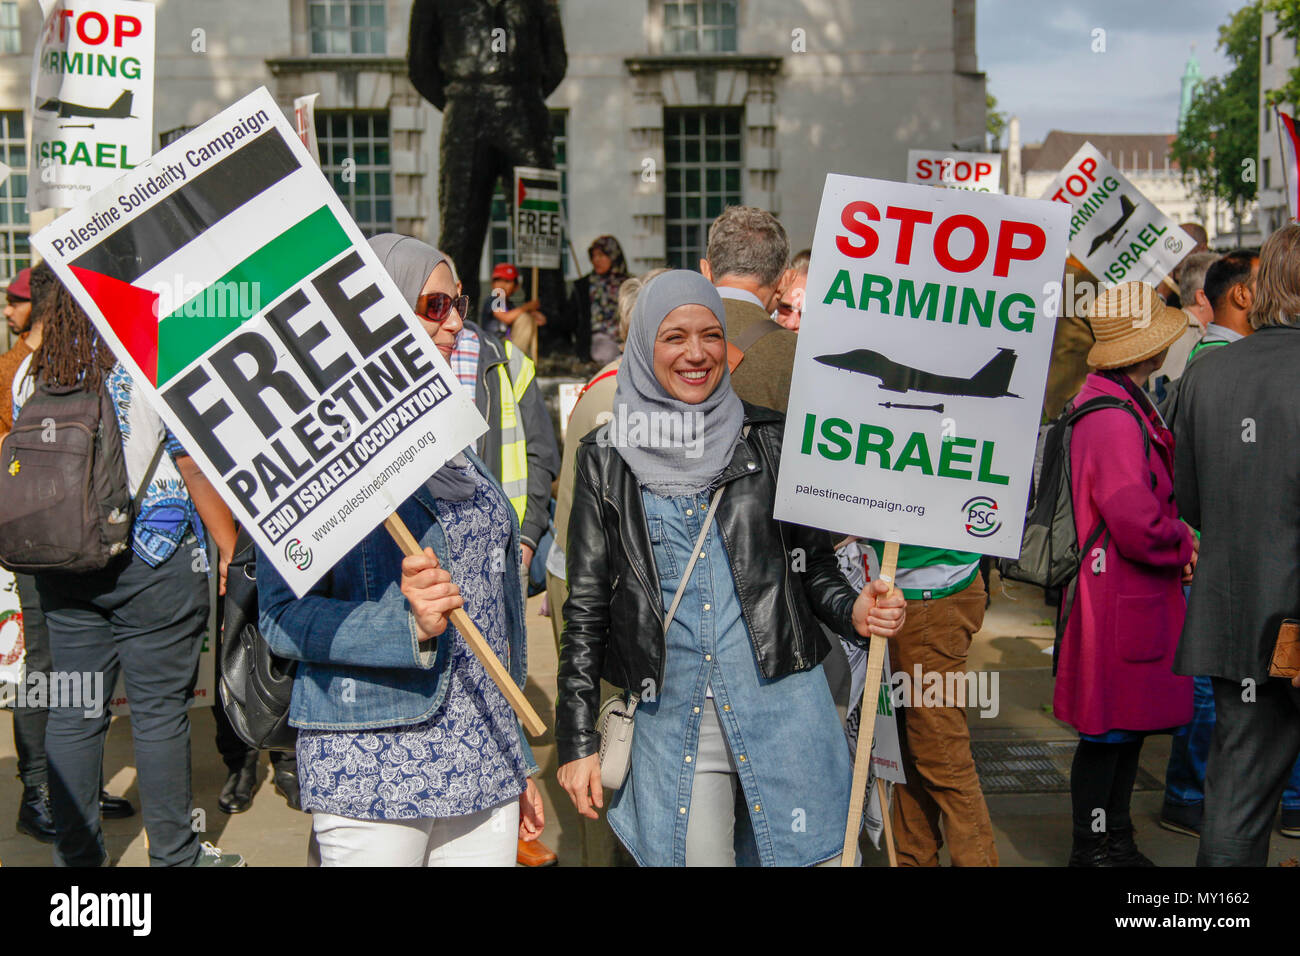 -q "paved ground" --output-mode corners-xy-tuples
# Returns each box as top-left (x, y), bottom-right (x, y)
(1, 574), (1295, 866)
